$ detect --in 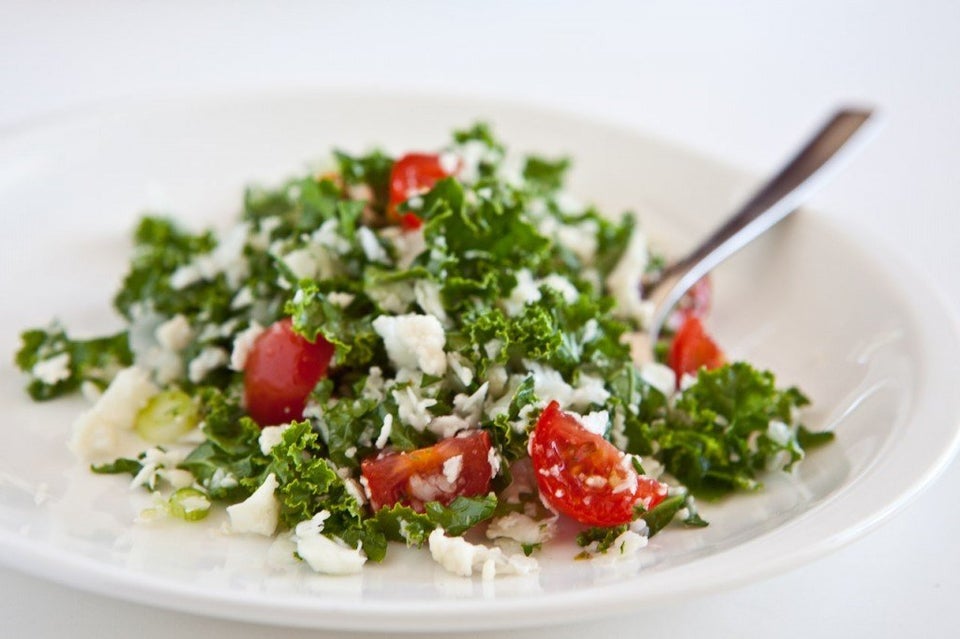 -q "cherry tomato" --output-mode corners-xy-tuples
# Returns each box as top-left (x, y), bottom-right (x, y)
(387, 153), (457, 221)
(529, 401), (667, 527)
(667, 316), (725, 381)
(243, 318), (334, 427)
(361, 430), (493, 512)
